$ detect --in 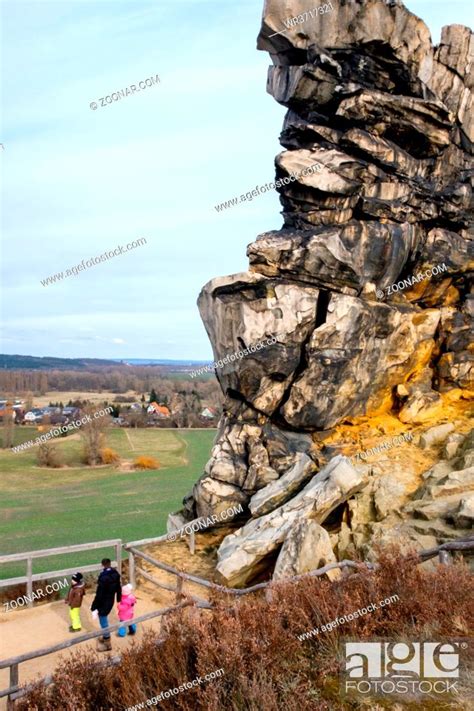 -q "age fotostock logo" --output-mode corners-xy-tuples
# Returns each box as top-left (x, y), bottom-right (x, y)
(343, 641), (465, 698)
